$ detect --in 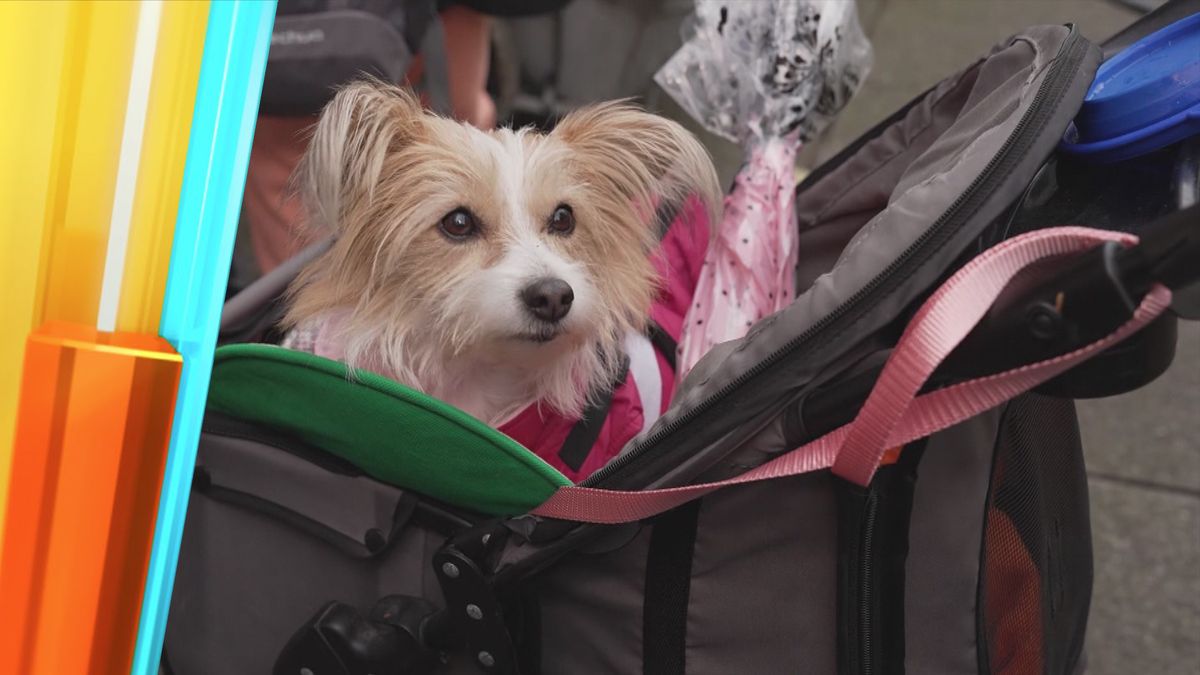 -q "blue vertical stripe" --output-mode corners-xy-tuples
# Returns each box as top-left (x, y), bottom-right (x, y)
(131, 2), (276, 673)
